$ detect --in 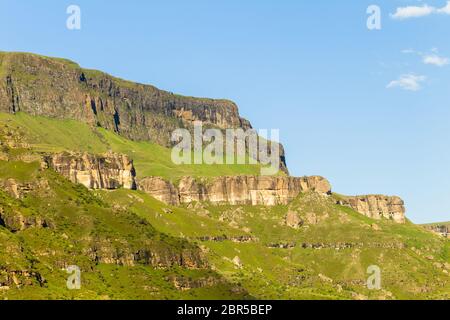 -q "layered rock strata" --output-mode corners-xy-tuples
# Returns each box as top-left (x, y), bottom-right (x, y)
(44, 152), (136, 190)
(138, 175), (331, 206)
(337, 195), (406, 224)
